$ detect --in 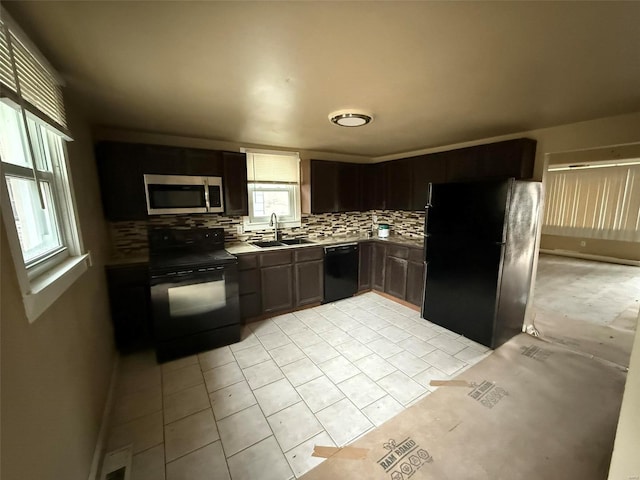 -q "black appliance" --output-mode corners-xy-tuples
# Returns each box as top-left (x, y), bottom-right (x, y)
(324, 243), (359, 303)
(149, 227), (240, 362)
(422, 178), (542, 349)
